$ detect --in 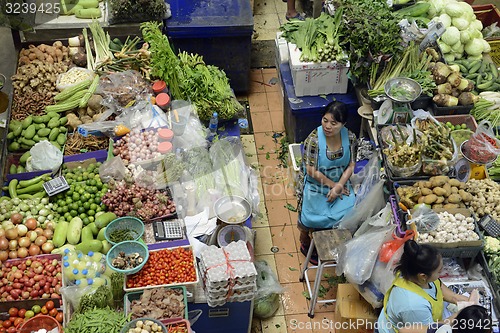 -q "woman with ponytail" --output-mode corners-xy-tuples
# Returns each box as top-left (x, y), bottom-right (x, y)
(376, 240), (477, 333)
